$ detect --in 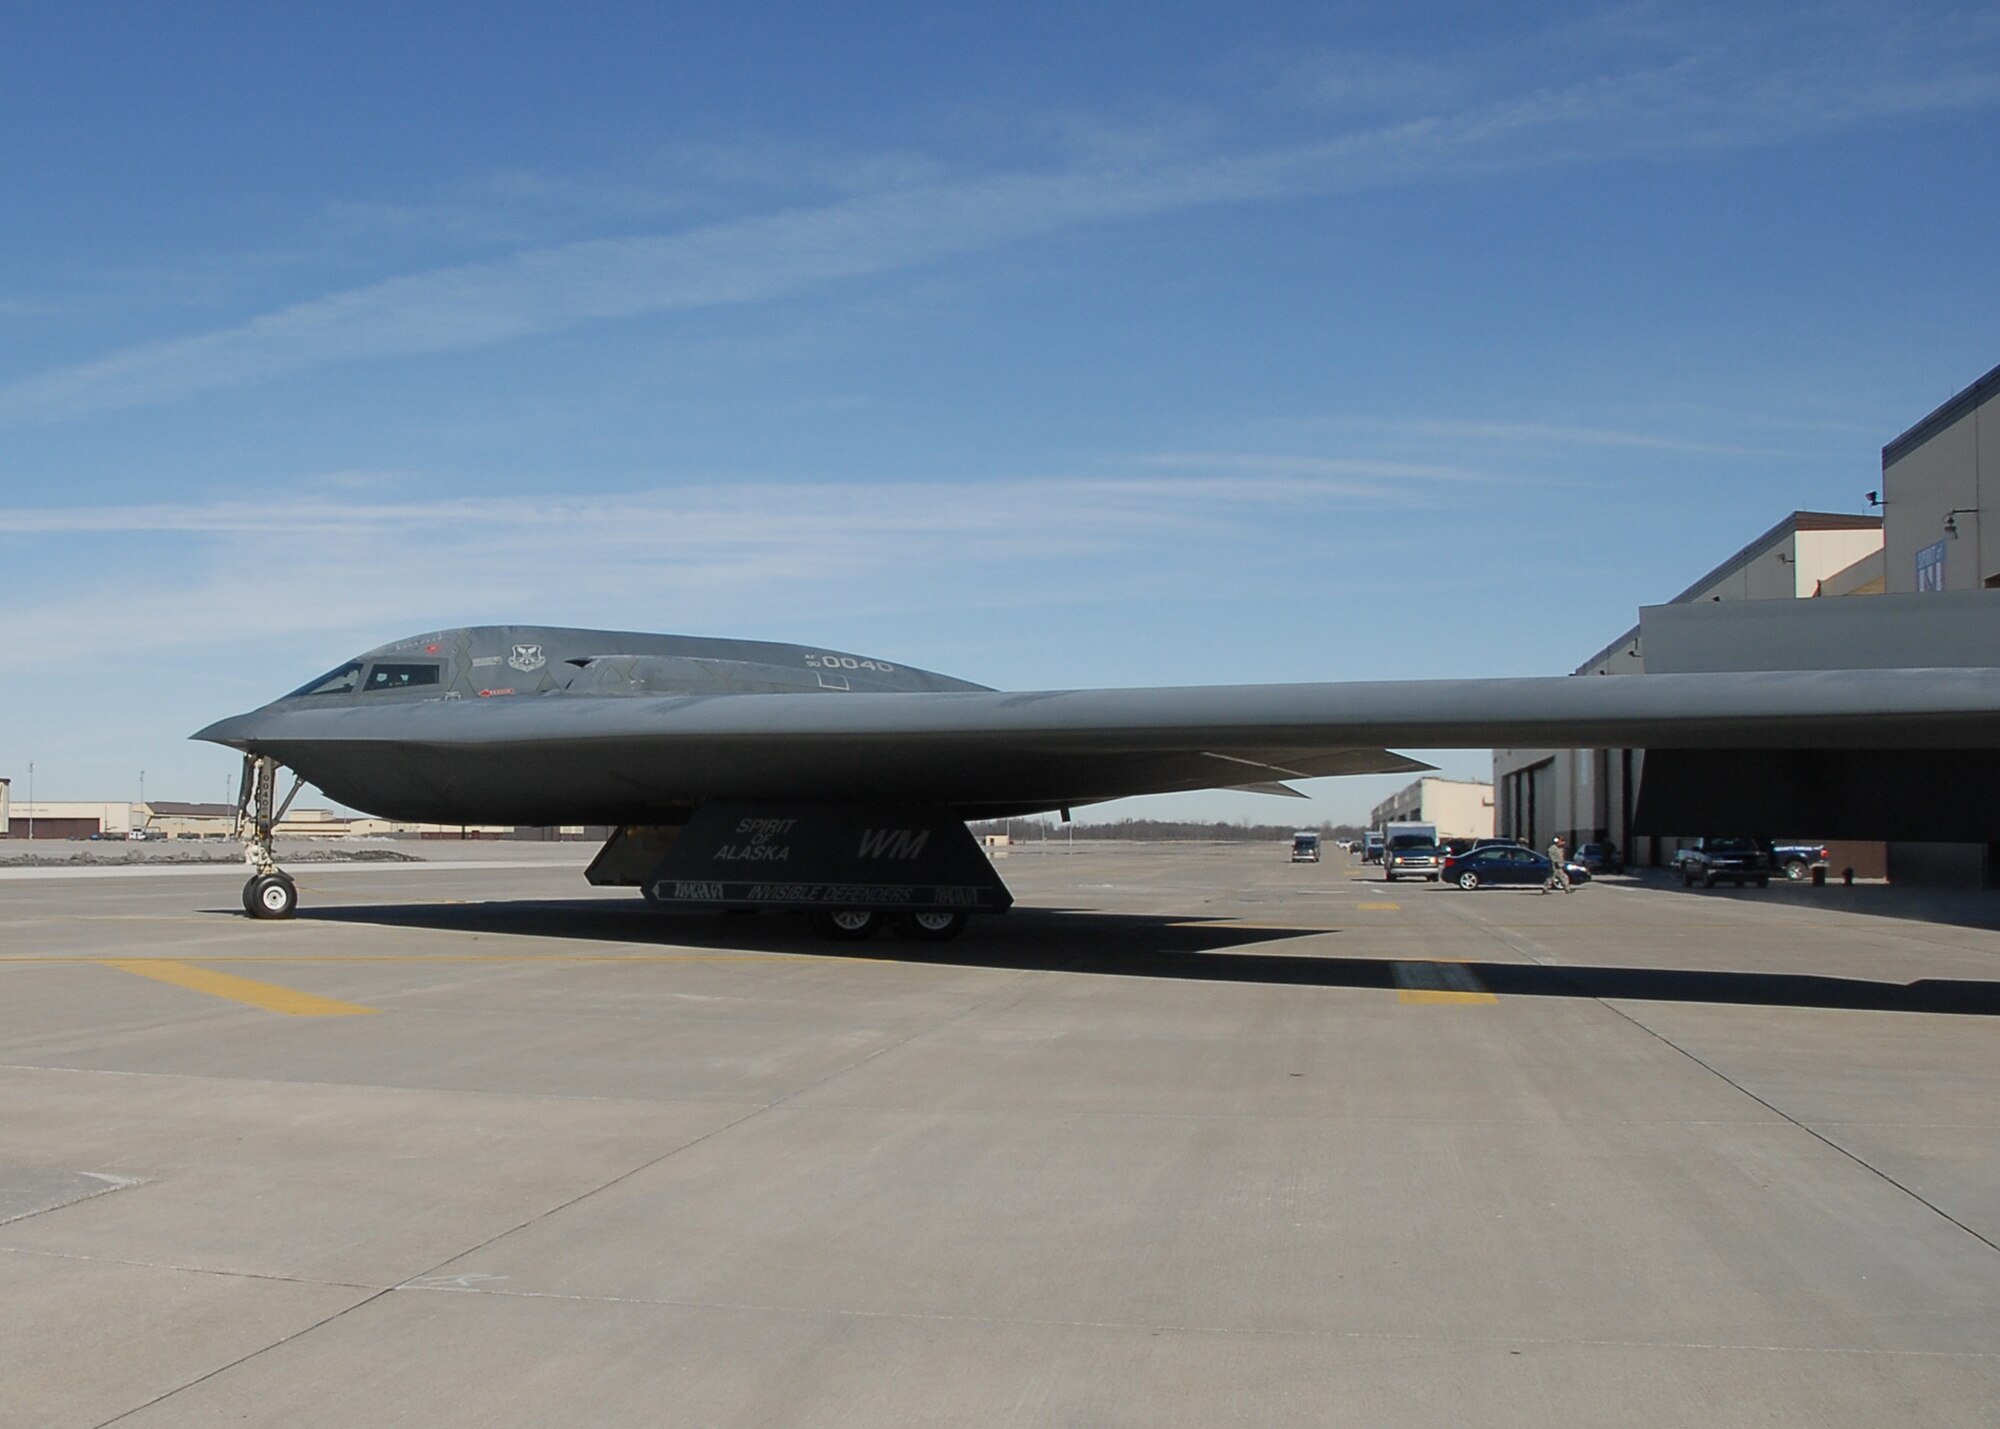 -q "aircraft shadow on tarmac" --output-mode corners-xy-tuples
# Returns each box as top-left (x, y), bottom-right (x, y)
(278, 899), (2000, 1018)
